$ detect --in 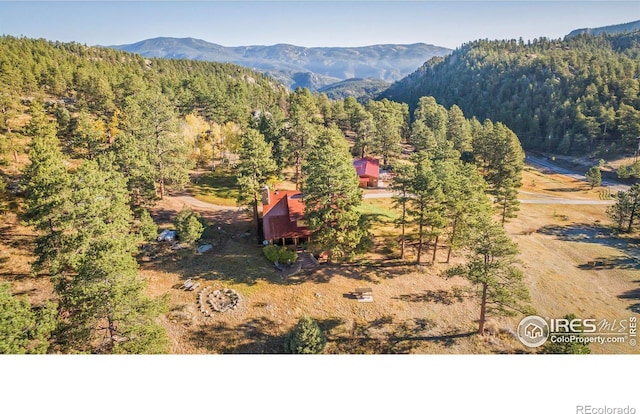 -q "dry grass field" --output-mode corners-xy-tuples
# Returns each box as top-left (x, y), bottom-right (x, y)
(2, 164), (639, 354)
